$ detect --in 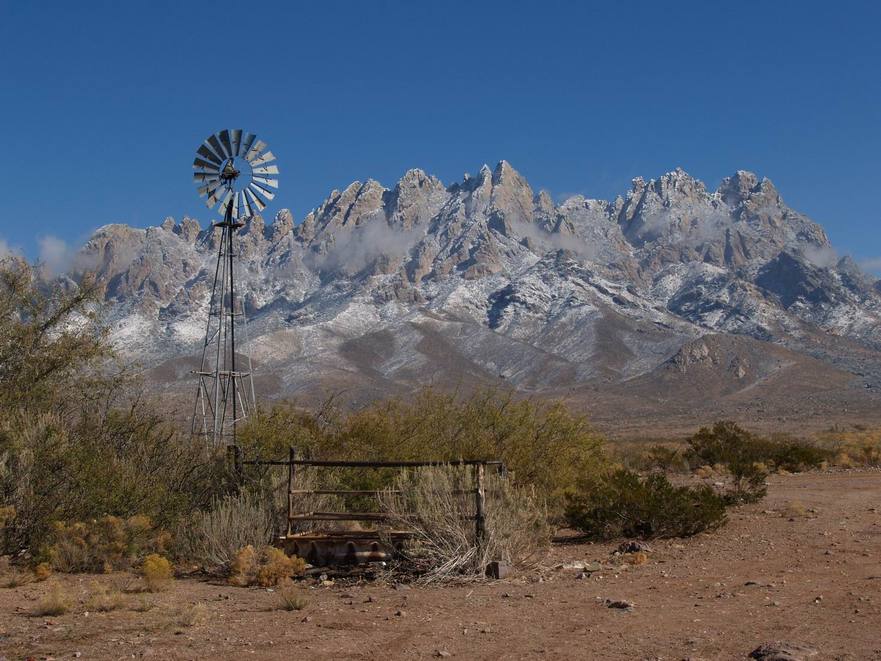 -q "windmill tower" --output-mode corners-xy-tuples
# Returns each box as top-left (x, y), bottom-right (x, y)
(190, 129), (279, 444)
